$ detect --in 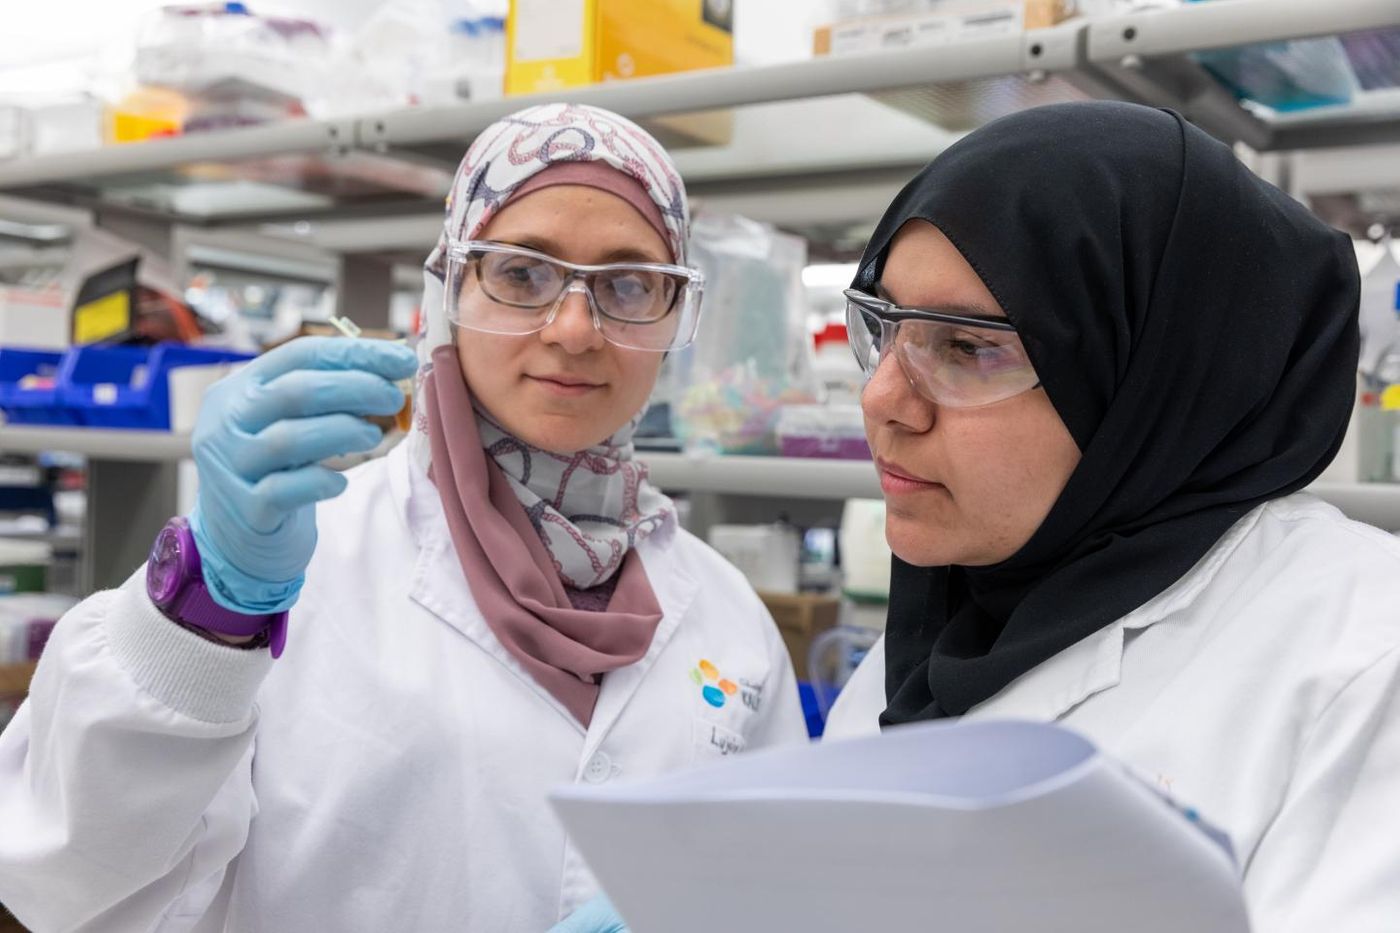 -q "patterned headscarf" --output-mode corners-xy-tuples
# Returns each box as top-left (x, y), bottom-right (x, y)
(409, 103), (690, 589)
